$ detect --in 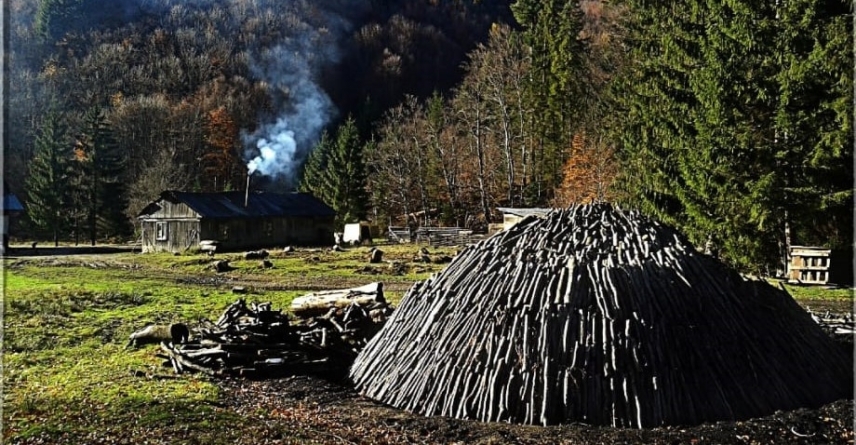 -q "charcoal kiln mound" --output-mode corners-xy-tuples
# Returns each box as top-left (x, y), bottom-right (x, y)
(349, 204), (852, 428)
